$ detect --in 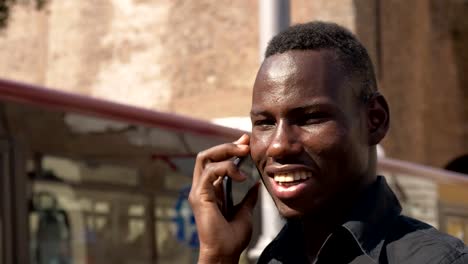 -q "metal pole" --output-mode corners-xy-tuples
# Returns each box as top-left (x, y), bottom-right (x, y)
(249, 0), (289, 260)
(258, 0), (290, 61)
